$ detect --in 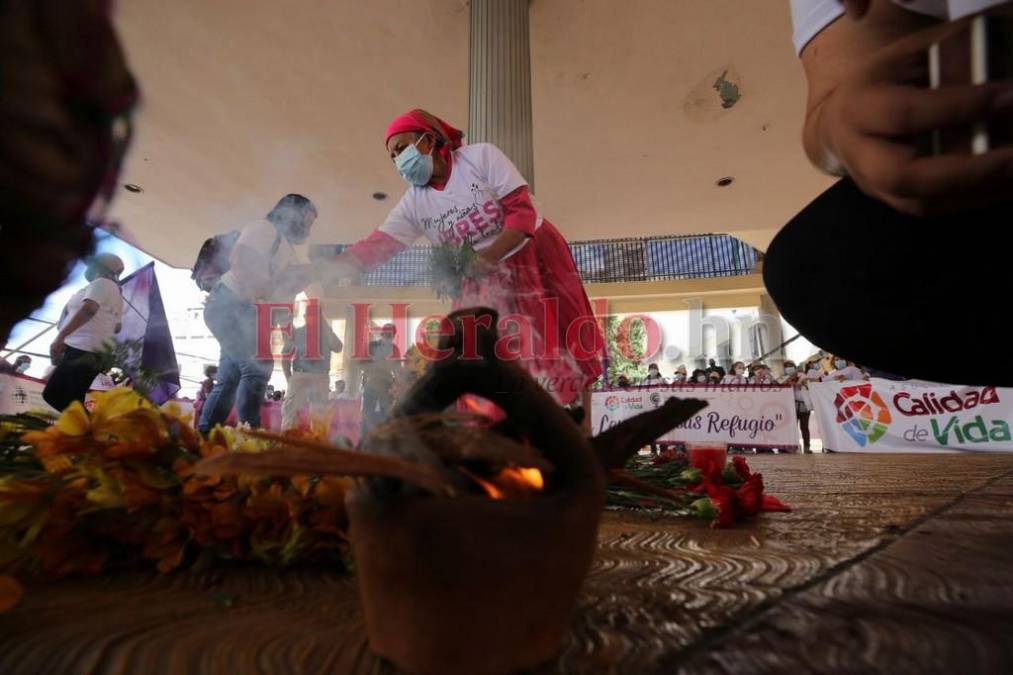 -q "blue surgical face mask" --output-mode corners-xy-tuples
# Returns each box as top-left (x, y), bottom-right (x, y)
(785, 366), (796, 375)
(15, 362), (29, 373)
(835, 359), (847, 369)
(395, 134), (434, 187)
